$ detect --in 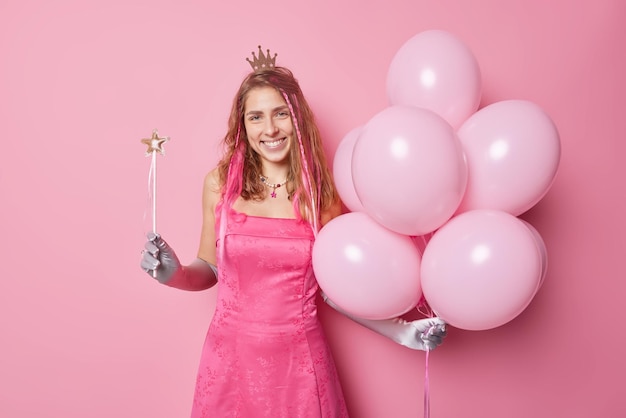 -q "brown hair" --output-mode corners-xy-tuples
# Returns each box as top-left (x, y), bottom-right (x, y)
(216, 66), (337, 225)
